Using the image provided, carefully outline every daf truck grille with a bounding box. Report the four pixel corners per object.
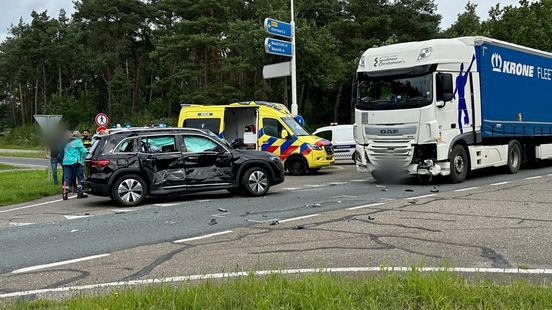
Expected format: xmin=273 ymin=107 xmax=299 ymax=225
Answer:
xmin=367 ymin=139 xmax=414 ymax=167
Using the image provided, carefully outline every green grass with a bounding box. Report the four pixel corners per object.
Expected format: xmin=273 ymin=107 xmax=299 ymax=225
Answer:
xmin=0 ymin=163 xmax=16 ymax=170
xmin=0 ymin=169 xmax=60 ymax=207
xmin=8 ymin=271 xmax=552 ymax=309
xmin=0 ymin=152 xmax=45 ymax=159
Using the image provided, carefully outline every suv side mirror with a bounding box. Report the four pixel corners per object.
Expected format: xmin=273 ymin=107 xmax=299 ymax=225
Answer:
xmin=281 ymin=129 xmax=290 ymax=139
xmin=436 ymin=73 xmax=453 ymax=108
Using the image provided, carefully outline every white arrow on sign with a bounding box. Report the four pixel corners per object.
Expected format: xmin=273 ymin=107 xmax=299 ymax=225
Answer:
xmin=263 ymin=61 xmax=291 ymax=79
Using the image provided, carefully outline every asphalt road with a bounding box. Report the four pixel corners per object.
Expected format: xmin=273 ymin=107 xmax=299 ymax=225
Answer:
xmin=2 ymin=162 xmax=552 ymax=298
xmin=0 ymin=156 xmax=48 ymax=168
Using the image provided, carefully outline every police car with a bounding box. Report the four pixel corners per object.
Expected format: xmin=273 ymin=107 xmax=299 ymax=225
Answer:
xmin=313 ymin=124 xmax=357 ymax=163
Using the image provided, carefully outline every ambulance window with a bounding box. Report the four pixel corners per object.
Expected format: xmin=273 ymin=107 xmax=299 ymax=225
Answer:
xmin=263 ymin=118 xmax=284 ymax=138
xmin=183 ymin=118 xmax=221 ymax=134
xmin=316 ymin=130 xmax=332 ymax=141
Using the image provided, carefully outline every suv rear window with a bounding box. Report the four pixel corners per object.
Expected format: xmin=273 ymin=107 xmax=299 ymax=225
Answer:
xmin=117 ymin=138 xmax=137 ymax=153
xmin=184 ymin=118 xmax=221 ymax=134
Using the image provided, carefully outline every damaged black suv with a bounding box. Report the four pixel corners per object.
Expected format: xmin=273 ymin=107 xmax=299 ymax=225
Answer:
xmin=84 ymin=128 xmax=285 ymax=206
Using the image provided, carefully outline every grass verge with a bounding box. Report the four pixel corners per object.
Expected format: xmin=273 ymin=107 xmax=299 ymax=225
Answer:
xmin=9 ymin=271 xmax=552 ymax=309
xmin=0 ymin=163 xmax=16 ymax=170
xmin=0 ymin=169 xmax=59 ymax=207
xmin=0 ymin=152 xmax=45 ymax=159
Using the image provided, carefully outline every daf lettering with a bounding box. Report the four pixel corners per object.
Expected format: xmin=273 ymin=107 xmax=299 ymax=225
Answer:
xmin=380 ymin=129 xmax=398 ymax=135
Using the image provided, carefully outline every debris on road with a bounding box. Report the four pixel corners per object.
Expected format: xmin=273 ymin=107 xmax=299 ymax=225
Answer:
xmin=208 ymin=219 xmax=218 ymax=226
xmin=405 ymin=189 xmax=414 ymax=192
xmin=306 ymin=203 xmax=321 ymax=208
xmin=293 ymin=225 xmax=305 ymax=230
xmin=218 ymin=208 xmax=228 ymax=213
xmin=376 ymin=185 xmax=386 ymax=188
xmin=430 ymin=187 xmax=440 ymax=193
xmin=368 ymin=216 xmax=375 ymax=220
xmin=381 ymin=188 xmax=389 ymax=192
xmin=270 ymin=220 xmax=279 ymax=226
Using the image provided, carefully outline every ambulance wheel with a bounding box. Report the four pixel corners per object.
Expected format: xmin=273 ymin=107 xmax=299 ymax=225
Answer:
xmin=506 ymin=140 xmax=522 ymax=174
xmin=449 ymin=144 xmax=468 ymax=183
xmin=286 ymin=157 xmax=307 ymax=175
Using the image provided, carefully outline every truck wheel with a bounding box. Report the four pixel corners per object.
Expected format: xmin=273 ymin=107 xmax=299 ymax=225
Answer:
xmin=242 ymin=167 xmax=270 ymax=196
xmin=286 ymin=157 xmax=307 ymax=175
xmin=449 ymin=145 xmax=468 ymax=183
xmin=506 ymin=141 xmax=522 ymax=174
xmin=352 ymin=151 xmax=360 ymax=164
xmin=111 ymin=174 xmax=147 ymax=207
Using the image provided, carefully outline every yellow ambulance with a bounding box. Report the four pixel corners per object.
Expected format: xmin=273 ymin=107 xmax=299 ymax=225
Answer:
xmin=178 ymin=101 xmax=335 ymax=175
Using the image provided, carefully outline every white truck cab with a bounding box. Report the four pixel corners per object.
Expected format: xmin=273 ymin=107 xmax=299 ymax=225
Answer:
xmin=354 ymin=37 xmax=552 ymax=182
xmin=314 ymin=124 xmax=356 ymax=162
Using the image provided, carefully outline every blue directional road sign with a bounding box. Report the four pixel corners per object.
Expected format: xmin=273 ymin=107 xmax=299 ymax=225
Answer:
xmin=264 ymin=18 xmax=293 ymax=39
xmin=264 ymin=38 xmax=293 ymax=57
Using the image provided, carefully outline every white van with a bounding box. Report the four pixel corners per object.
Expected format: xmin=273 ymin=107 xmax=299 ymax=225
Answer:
xmin=313 ymin=124 xmax=357 ymax=162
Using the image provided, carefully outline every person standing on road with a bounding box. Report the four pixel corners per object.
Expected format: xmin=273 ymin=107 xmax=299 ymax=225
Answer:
xmin=44 ymin=133 xmax=64 ymax=185
xmin=82 ymin=129 xmax=93 ymax=149
xmin=62 ymin=130 xmax=88 ymax=200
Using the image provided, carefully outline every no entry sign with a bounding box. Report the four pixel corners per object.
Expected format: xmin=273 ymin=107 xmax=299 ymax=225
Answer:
xmin=95 ymin=113 xmax=109 ymax=127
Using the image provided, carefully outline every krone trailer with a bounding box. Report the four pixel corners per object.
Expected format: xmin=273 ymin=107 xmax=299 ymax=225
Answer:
xmin=354 ymin=36 xmax=552 ymax=182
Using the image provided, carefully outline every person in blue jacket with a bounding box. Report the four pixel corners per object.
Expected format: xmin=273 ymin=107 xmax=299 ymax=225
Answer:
xmin=62 ymin=130 xmax=88 ymax=200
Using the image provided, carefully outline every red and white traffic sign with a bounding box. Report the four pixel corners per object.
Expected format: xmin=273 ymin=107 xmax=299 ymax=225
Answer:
xmin=96 ymin=126 xmax=107 ymax=134
xmin=95 ymin=113 xmax=109 ymax=127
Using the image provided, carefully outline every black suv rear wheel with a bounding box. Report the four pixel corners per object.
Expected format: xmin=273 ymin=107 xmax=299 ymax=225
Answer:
xmin=242 ymin=167 xmax=270 ymax=196
xmin=111 ymin=174 xmax=148 ymax=207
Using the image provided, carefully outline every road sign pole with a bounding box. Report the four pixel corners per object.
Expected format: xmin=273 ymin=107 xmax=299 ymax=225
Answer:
xmin=290 ymin=0 xmax=298 ymax=116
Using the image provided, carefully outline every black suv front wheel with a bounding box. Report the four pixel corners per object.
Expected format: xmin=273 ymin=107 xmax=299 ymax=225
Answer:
xmin=111 ymin=174 xmax=148 ymax=207
xmin=242 ymin=167 xmax=270 ymax=196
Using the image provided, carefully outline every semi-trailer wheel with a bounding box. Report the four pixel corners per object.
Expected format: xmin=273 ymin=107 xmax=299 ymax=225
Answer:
xmin=506 ymin=140 xmax=522 ymax=174
xmin=449 ymin=144 xmax=468 ymax=183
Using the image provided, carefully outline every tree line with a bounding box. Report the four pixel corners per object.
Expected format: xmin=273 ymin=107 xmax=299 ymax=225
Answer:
xmin=0 ymin=0 xmax=550 ymax=131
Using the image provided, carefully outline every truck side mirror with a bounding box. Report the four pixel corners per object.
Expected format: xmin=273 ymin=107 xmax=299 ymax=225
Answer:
xmin=436 ymin=73 xmax=453 ymax=108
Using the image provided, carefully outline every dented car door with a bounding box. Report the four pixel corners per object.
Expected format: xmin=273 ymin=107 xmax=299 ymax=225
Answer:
xmin=181 ymin=135 xmax=233 ymax=186
xmin=139 ymin=135 xmax=187 ymax=190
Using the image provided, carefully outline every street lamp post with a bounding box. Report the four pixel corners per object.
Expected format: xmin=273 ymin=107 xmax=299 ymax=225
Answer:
xmin=290 ymin=0 xmax=298 ymax=116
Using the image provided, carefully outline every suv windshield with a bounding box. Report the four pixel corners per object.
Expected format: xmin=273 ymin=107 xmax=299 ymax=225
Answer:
xmin=356 ymin=73 xmax=433 ymax=110
xmin=282 ymin=117 xmax=309 ymax=136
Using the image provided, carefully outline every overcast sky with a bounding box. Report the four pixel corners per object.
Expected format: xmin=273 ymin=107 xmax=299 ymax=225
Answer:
xmin=0 ymin=0 xmax=522 ymax=43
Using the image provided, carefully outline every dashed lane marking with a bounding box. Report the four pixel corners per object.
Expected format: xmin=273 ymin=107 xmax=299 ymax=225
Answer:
xmin=64 ymin=215 xmax=91 ymax=220
xmin=347 ymin=202 xmax=385 ymax=211
xmin=490 ymin=181 xmax=511 ymax=186
xmin=454 ymin=187 xmax=479 ymax=192
xmin=406 ymin=194 xmax=436 ymax=200
xmin=11 ymin=254 xmax=110 ymax=274
xmin=5 ymin=267 xmax=552 ymax=298
xmin=173 ymin=230 xmax=233 ymax=244
xmin=525 ymin=176 xmax=543 ymax=180
xmin=0 ymin=195 xmax=77 ymax=214
xmin=279 ymin=214 xmax=320 ymax=223
xmin=9 ymin=222 xmax=34 ymax=227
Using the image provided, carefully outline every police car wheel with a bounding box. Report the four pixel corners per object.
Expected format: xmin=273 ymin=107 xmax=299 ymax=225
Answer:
xmin=308 ymin=168 xmax=321 ymax=174
xmin=111 ymin=174 xmax=147 ymax=207
xmin=287 ymin=157 xmax=307 ymax=175
xmin=242 ymin=167 xmax=270 ymax=196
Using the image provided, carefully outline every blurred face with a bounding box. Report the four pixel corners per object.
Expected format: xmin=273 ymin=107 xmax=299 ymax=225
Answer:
xmin=64 ymin=130 xmax=72 ymax=139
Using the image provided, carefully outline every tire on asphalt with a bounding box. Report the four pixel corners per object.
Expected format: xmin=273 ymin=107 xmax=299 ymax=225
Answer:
xmin=449 ymin=144 xmax=469 ymax=184
xmin=241 ymin=166 xmax=270 ymax=196
xmin=286 ymin=156 xmax=307 ymax=176
xmin=506 ymin=140 xmax=522 ymax=174
xmin=308 ymin=168 xmax=321 ymax=174
xmin=226 ymin=188 xmax=242 ymax=195
xmin=111 ymin=174 xmax=148 ymax=207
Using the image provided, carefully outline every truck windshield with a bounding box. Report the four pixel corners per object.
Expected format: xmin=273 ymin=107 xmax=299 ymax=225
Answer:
xmin=356 ymin=73 xmax=433 ymax=110
xmin=282 ymin=117 xmax=309 ymax=136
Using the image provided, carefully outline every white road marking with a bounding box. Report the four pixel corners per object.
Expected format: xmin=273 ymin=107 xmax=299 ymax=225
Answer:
xmin=211 ymin=213 xmax=231 ymax=218
xmin=5 ymin=266 xmax=552 ymax=298
xmin=350 ymin=179 xmax=370 ymax=182
xmin=154 ymin=202 xmax=184 ymax=207
xmin=282 ymin=187 xmax=301 ymax=191
xmin=245 ymin=218 xmax=279 ymax=223
xmin=9 ymin=222 xmax=34 ymax=227
xmin=0 ymin=195 xmax=77 ymax=214
xmin=454 ymin=187 xmax=479 ymax=192
xmin=406 ymin=194 xmax=436 ymax=200
xmin=347 ymin=202 xmax=385 ymax=210
xmin=64 ymin=215 xmax=90 ymax=220
xmin=198 ymin=199 xmax=211 ymax=203
xmin=305 ymin=184 xmax=325 ymax=188
xmin=329 ymin=182 xmax=348 ymax=185
xmin=525 ymin=176 xmax=543 ymax=180
xmin=173 ymin=230 xmax=233 ymax=244
xmin=490 ymin=181 xmax=511 ymax=186
xmin=11 ymin=254 xmax=110 ymax=274
xmin=279 ymin=214 xmax=320 ymax=223
xmin=332 ymin=195 xmax=357 ymax=199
